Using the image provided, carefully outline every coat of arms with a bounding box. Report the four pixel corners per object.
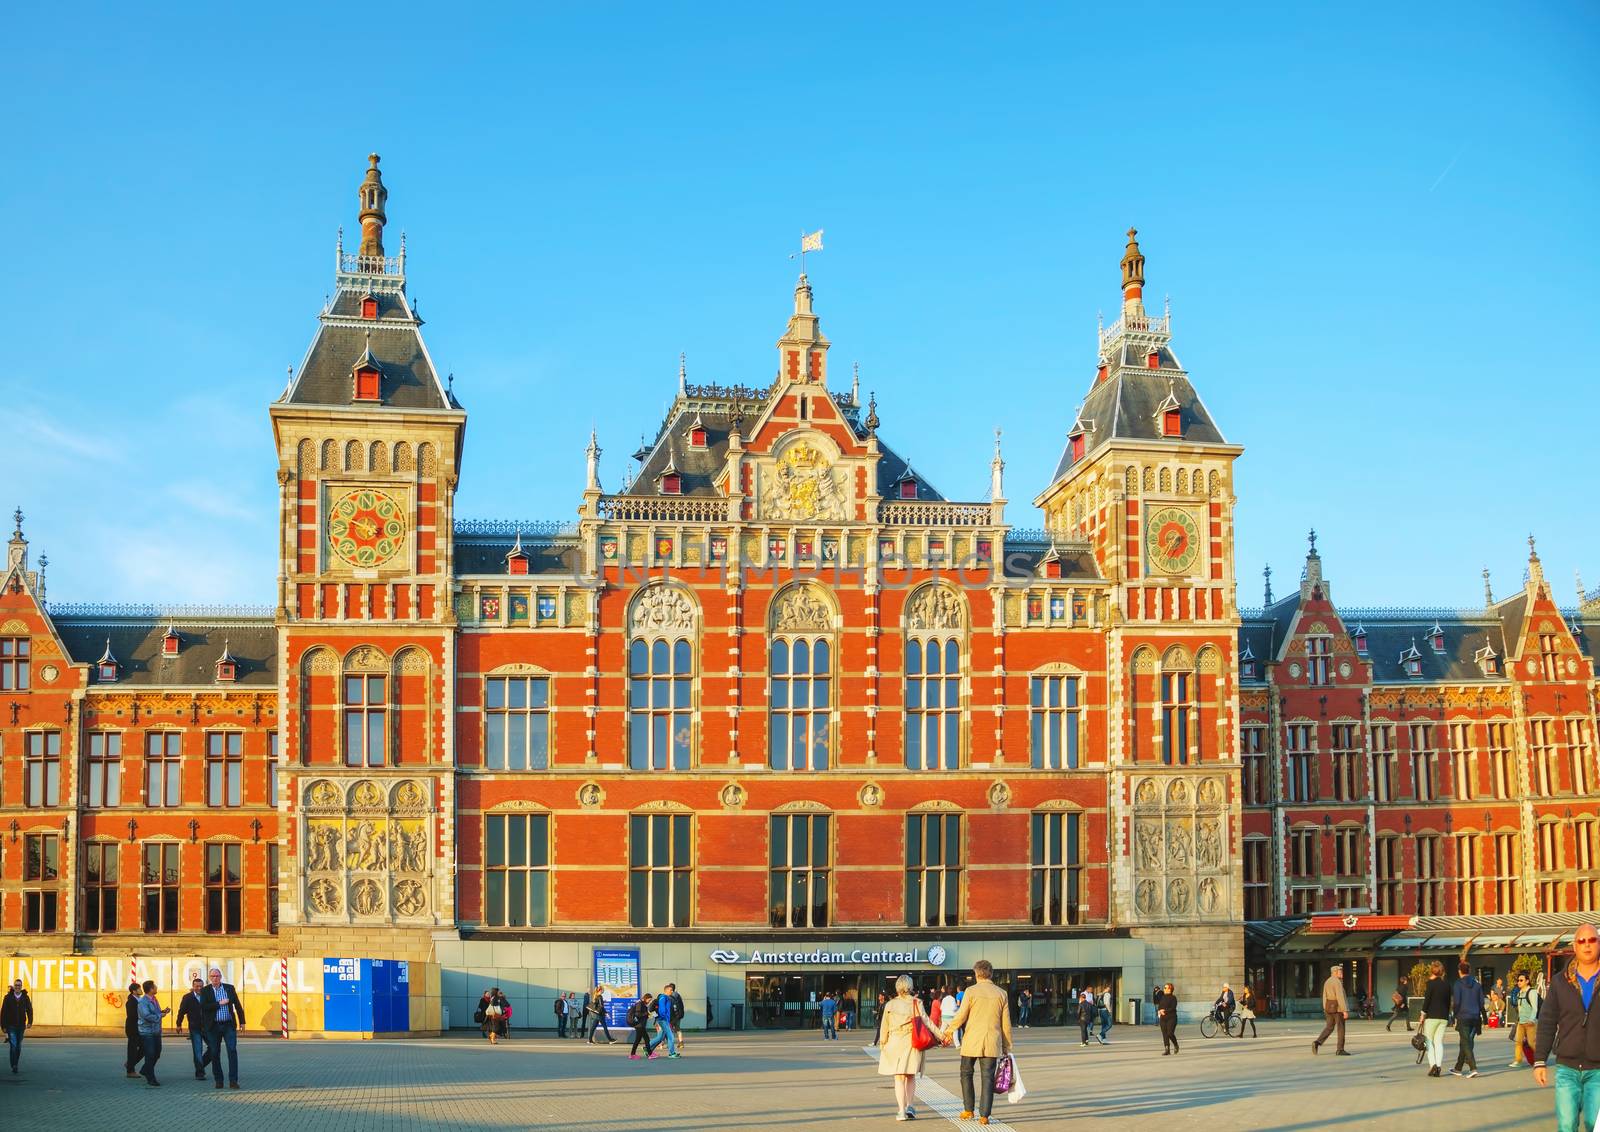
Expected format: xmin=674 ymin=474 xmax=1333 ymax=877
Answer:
xmin=763 ymin=444 xmax=845 ymax=521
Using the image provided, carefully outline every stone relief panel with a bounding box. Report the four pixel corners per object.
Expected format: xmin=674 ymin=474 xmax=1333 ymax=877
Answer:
xmin=300 ymin=777 xmax=436 ymax=924
xmin=1129 ymin=774 xmax=1230 ymax=924
xmin=629 ymin=585 xmax=696 ymax=635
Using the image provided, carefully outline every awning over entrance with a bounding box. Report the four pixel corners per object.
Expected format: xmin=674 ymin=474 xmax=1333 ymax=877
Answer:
xmin=1250 ymin=913 xmax=1596 ymax=961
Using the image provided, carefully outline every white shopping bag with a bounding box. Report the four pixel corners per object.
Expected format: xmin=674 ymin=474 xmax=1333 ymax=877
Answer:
xmin=1007 ymin=1052 xmax=1027 ymax=1104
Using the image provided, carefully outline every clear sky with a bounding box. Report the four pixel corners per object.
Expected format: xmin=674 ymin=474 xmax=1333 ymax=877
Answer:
xmin=4 ymin=3 xmax=1596 ymax=608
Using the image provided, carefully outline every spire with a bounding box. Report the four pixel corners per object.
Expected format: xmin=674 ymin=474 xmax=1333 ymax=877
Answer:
xmin=1302 ymin=528 xmax=1324 ymax=594
xmin=1527 ymin=533 xmax=1544 ymax=585
xmin=6 ymin=506 xmax=25 ymax=574
xmin=989 ymin=428 xmax=1005 ymax=502
xmin=1483 ymin=567 xmax=1494 ymax=609
xmin=1578 ymin=570 xmax=1588 ymax=608
xmin=1263 ymin=564 xmax=1273 ymax=606
xmin=585 ymin=429 xmax=602 ymax=492
xmin=864 ymin=391 xmax=879 ymax=434
xmin=1120 ymin=227 xmax=1146 ymax=319
xmin=678 ymin=352 xmax=687 ymax=396
xmin=851 ymin=361 xmax=860 ymax=407
xmin=357 ymin=153 xmax=388 ymax=259
xmin=777 ymin=273 xmax=830 ymax=385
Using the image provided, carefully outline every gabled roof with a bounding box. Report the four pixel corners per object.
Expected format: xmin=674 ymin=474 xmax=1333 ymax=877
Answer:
xmin=54 ymin=616 xmax=277 ymax=687
xmin=281 ymin=283 xmax=455 ymax=411
xmin=1049 ymin=362 xmax=1229 ymax=484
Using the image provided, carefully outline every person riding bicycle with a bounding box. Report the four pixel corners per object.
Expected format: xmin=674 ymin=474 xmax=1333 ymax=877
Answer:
xmin=1213 ymin=983 xmax=1236 ymax=1022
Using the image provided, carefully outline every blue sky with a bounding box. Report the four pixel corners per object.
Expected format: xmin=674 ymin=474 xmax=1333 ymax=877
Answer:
xmin=4 ymin=3 xmax=1596 ymax=607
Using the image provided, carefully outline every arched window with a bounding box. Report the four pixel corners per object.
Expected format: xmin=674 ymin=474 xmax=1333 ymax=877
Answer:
xmin=342 ymin=647 xmax=389 ymax=767
xmin=904 ymin=585 xmax=966 ymax=771
xmin=1160 ymin=647 xmax=1194 ymax=765
xmin=769 ymin=584 xmax=835 ymax=771
xmin=627 ymin=584 xmax=697 ymax=771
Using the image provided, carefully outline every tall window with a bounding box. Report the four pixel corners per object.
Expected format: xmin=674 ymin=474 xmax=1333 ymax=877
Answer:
xmin=629 ymin=813 xmax=691 ymax=927
xmin=344 ymin=674 xmax=387 ymax=767
xmin=1242 ymin=726 xmax=1268 ymax=805
xmin=905 ymin=812 xmax=962 ymax=927
xmin=23 ymin=731 xmax=61 ymax=807
xmin=267 ymin=733 xmax=280 ymax=806
xmin=1572 ymin=720 xmax=1595 ymax=796
xmin=267 ymin=844 xmax=280 ymax=934
xmin=24 ymin=833 xmax=59 ymax=933
xmin=1333 ymin=827 xmax=1362 ymax=876
xmin=1416 ymin=835 xmax=1442 ymax=915
xmin=1306 ymin=636 xmax=1332 ymax=685
xmin=1331 ymin=723 xmax=1361 ymax=801
xmin=1161 ymin=672 xmax=1190 ymax=764
xmin=1376 ymin=836 xmax=1401 ymax=914
xmin=1450 ymin=722 xmax=1476 ymax=800
xmin=770 ymin=813 xmax=831 ymax=927
xmin=484 ymin=813 xmax=551 ymax=927
xmin=1286 ymin=724 xmax=1315 ymax=802
xmin=206 ymin=732 xmax=243 ymax=807
xmin=204 ymin=843 xmax=243 ymax=934
xmin=1029 ymin=675 xmax=1080 ymax=770
xmin=1454 ymin=834 xmax=1482 ymax=916
xmin=82 ymin=842 xmax=119 ymax=932
xmin=1530 ymin=719 xmax=1560 ymax=796
xmin=1289 ymin=828 xmax=1316 ymax=879
xmin=1289 ymin=886 xmax=1319 ymax=915
xmin=142 ymin=843 xmax=180 ymax=933
xmin=485 ymin=676 xmax=552 ymax=770
xmin=770 ymin=640 xmax=831 ymax=771
xmin=1487 ymin=722 xmax=1514 ymax=798
xmin=0 ymin=637 xmax=28 ymax=690
xmin=906 ymin=638 xmax=962 ymax=770
xmin=145 ymin=733 xmax=182 ymax=807
xmin=1536 ymin=823 xmax=1562 ymax=912
xmin=1576 ymin=821 xmax=1598 ymax=912
xmin=86 ymin=732 xmax=121 ymax=808
xmin=1493 ymin=831 xmax=1520 ymax=914
xmin=1539 ymin=634 xmax=1560 ymax=681
xmin=629 ymin=639 xmax=693 ymax=771
xmin=1243 ymin=839 xmax=1271 ymax=919
xmin=1409 ymin=723 xmax=1437 ymax=802
xmin=1030 ymin=811 xmax=1083 ymax=925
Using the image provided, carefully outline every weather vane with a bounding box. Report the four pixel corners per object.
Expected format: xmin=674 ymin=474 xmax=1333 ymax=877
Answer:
xmin=789 ymin=229 xmax=824 ymax=273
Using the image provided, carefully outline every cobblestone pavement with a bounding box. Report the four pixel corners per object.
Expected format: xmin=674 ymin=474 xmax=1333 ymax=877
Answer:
xmin=0 ymin=1020 xmax=1556 ymax=1130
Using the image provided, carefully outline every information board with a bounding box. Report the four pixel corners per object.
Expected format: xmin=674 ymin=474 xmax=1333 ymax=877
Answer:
xmin=593 ymin=948 xmax=641 ymax=1029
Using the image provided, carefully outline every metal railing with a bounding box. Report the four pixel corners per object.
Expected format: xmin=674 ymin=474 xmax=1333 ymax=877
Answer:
xmin=339 ymin=252 xmax=404 ymax=276
xmin=455 ymin=518 xmax=579 ymax=538
xmin=48 ymin=602 xmax=275 ymax=620
xmin=877 ymin=500 xmax=993 ymax=527
xmin=598 ymin=495 xmax=733 ymax=523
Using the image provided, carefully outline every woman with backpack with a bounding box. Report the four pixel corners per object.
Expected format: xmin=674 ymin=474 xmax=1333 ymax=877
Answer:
xmin=627 ymin=993 xmax=656 ymax=1059
xmin=1077 ymin=990 xmax=1096 ymax=1046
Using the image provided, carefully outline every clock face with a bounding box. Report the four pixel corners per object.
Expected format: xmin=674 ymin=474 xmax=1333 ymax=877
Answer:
xmin=1146 ymin=506 xmax=1201 ymax=575
xmin=328 ymin=488 xmax=406 ymax=569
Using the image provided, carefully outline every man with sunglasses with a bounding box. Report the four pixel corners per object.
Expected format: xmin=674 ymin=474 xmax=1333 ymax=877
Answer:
xmin=1534 ymin=924 xmax=1600 ymax=1132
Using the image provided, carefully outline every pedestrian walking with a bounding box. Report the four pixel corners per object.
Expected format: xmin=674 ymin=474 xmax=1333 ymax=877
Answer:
xmin=199 ymin=967 xmax=245 ymax=1089
xmin=821 ymin=991 xmax=838 ymax=1040
xmin=122 ymin=983 xmax=145 ymax=1078
xmin=1533 ymin=922 xmax=1600 ymax=1132
xmin=1386 ymin=983 xmax=1411 ymax=1032
xmin=878 ymin=974 xmax=946 ymax=1123
xmin=843 ymin=989 xmax=857 ymax=1032
xmin=1510 ymin=972 xmax=1540 ymax=1067
xmin=669 ymin=985 xmax=686 ymax=1051
xmin=1449 ymin=961 xmax=1485 ymax=1077
xmin=1311 ymin=963 xmax=1350 ymax=1056
xmin=627 ymin=994 xmax=656 ymax=1059
xmin=175 ymin=976 xmax=209 ymax=1078
xmin=2 ymin=979 xmax=34 ymax=1073
xmin=651 ymin=984 xmax=680 ymax=1058
xmin=1098 ymin=984 xmax=1114 ymax=1043
xmin=1157 ymin=983 xmax=1180 ymax=1055
xmin=1417 ymin=961 xmax=1451 ymax=1076
xmin=478 ymin=987 xmax=510 ymax=1044
xmin=872 ymin=991 xmax=889 ymax=1046
xmin=136 ymin=980 xmax=170 ymax=1087
xmin=943 ymin=960 xmax=1013 ymax=1126
xmin=1236 ymin=984 xmax=1258 ymax=1038
xmin=1017 ymin=987 xmax=1032 ymax=1028
xmin=586 ymin=986 xmax=617 ymax=1044
xmin=940 ymin=987 xmax=959 ymax=1044
xmin=1077 ymin=989 xmax=1095 ymax=1046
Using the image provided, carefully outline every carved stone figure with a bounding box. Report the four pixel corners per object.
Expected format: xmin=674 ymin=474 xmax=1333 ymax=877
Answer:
xmin=1197 ymin=778 xmax=1223 ymax=806
xmin=1196 ymin=819 xmax=1223 ymax=871
xmin=351 ymin=878 xmax=382 ymax=916
xmin=401 ymin=825 xmax=427 ymax=873
xmin=719 ymin=782 xmax=746 ymax=808
xmin=307 ymin=823 xmax=339 ymax=871
xmin=1167 ymin=877 xmax=1192 ymax=915
xmin=578 ymin=783 xmax=603 ymax=808
xmin=1167 ymin=779 xmax=1190 ymax=807
xmin=630 ymin=586 xmax=696 ymax=634
xmin=774 ymin=586 xmax=831 ymax=632
xmin=858 ymin=783 xmax=883 ymax=808
xmin=1135 ymin=879 xmax=1159 ymax=916
xmin=352 ymin=780 xmax=383 ymax=810
xmin=906 ymin=586 xmax=963 ymax=631
xmin=393 ymin=879 xmax=426 ymax=917
xmin=393 ymin=781 xmax=426 ymax=811
xmin=1198 ymin=876 xmax=1220 ymax=914
xmin=1135 ymin=821 xmax=1163 ymax=872
xmin=346 ymin=821 xmax=382 ymax=870
xmin=307 ymin=780 xmax=340 ymax=810
xmin=1134 ymin=778 xmax=1159 ymax=808
xmin=308 ymin=877 xmax=341 ymax=914
xmin=987 ymin=781 xmax=1011 ymax=809
xmin=1168 ymin=822 xmax=1193 ymax=869
xmin=763 ymin=444 xmax=845 ymax=521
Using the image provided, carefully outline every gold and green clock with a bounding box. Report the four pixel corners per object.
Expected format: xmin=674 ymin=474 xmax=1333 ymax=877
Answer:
xmin=328 ymin=488 xmax=406 ymax=568
xmin=1146 ymin=506 xmax=1200 ymax=575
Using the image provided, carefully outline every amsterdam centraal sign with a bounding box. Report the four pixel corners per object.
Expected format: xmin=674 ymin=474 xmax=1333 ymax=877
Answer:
xmin=710 ymin=945 xmax=949 ymax=966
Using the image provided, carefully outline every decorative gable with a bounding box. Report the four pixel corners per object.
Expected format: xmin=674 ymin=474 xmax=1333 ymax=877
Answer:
xmin=215 ymin=640 xmax=238 ymax=683
xmin=96 ymin=638 xmax=119 ymax=683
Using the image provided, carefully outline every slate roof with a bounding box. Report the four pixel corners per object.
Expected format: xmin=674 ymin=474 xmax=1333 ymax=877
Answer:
xmin=1049 ymin=358 xmax=1229 ymax=484
xmin=54 ymin=617 xmax=278 ymax=687
xmin=282 ymin=283 xmax=456 ymax=411
xmin=1236 ymin=604 xmax=1515 ymax=685
xmin=1238 ymin=595 xmax=1300 ymax=682
xmin=998 ymin=541 xmax=1103 ymax=582
xmin=455 ymin=537 xmax=585 ymax=576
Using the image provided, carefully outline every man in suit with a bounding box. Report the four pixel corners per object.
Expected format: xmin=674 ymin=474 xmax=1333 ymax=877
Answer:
xmin=198 ymin=967 xmax=245 ymax=1089
xmin=175 ymin=975 xmax=210 ymax=1078
xmin=123 ymin=983 xmax=145 ymax=1077
xmin=942 ymin=961 xmax=1014 ymax=1126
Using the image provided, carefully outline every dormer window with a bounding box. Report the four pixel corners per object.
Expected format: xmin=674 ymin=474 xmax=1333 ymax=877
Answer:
xmin=354 ymin=365 xmax=381 ymax=402
xmin=1475 ymin=640 xmax=1501 ymax=677
xmin=899 ymin=479 xmax=917 ymax=500
xmin=1039 ymin=546 xmax=1063 ymax=580
xmin=1095 ymin=359 xmax=1109 ymax=383
xmin=1241 ymin=644 xmax=1257 ymax=680
xmin=359 ymin=294 xmax=378 ymax=320
xmin=506 ymin=532 xmax=530 ymax=576
xmin=689 ymin=425 xmax=707 ymax=448
xmin=162 ymin=626 xmax=181 ymax=657
xmin=660 ymin=473 xmax=682 ymax=495
xmin=1162 ymin=409 xmax=1181 ymax=437
xmin=96 ymin=639 xmax=119 ymax=683
xmin=1070 ymin=433 xmax=1086 ymax=461
xmin=1400 ymin=640 xmax=1423 ymax=678
xmin=1352 ymin=624 xmax=1367 ymax=655
xmin=1427 ymin=621 xmax=1445 ymax=652
xmin=1147 ymin=349 xmax=1161 ymax=369
xmin=215 ymin=642 xmax=238 ymax=684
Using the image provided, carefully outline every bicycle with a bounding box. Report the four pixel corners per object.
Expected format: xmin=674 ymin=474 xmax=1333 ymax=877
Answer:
xmin=1199 ymin=1009 xmax=1244 ymax=1038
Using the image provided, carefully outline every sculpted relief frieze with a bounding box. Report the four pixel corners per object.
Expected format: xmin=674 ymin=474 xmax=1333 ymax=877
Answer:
xmin=1129 ymin=774 xmax=1230 ymax=925
xmin=630 ymin=585 xmax=696 ymax=635
xmin=300 ymin=777 xmax=434 ymax=924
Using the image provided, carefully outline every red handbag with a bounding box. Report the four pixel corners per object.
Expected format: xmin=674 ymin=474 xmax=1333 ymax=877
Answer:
xmin=911 ymin=1010 xmax=938 ymax=1051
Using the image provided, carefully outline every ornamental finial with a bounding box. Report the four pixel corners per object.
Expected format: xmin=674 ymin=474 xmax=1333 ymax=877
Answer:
xmin=357 ymin=153 xmax=388 ymax=261
xmin=864 ymin=392 xmax=880 ymax=434
xmin=1307 ymin=528 xmax=1318 ymax=556
xmin=1264 ymin=564 xmax=1273 ymax=606
xmin=10 ymin=507 xmax=20 ymax=539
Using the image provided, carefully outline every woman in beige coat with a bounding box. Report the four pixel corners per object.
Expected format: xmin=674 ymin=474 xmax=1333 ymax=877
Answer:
xmin=878 ymin=975 xmax=947 ymax=1121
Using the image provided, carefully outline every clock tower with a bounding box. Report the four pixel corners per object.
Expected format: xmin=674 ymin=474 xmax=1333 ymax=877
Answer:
xmin=268 ymin=155 xmax=465 ymax=957
xmin=1034 ymin=229 xmax=1244 ymax=989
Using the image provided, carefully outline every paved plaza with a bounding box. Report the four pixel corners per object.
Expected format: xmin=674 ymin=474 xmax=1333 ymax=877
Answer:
xmin=0 ymin=1020 xmax=1560 ymax=1130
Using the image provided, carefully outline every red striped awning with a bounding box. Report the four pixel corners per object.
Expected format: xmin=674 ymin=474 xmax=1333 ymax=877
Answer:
xmin=1306 ymin=914 xmax=1416 ymax=934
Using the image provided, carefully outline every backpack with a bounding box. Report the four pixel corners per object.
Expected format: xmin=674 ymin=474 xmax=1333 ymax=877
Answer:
xmin=627 ymin=1000 xmax=647 ymax=1027
xmin=670 ymin=994 xmax=684 ymax=1024
xmin=1077 ymin=998 xmax=1093 ymax=1022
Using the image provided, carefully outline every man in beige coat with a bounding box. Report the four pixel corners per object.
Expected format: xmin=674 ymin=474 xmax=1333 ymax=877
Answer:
xmin=1312 ymin=963 xmax=1351 ymax=1055
xmin=942 ymin=960 xmax=1014 ymax=1125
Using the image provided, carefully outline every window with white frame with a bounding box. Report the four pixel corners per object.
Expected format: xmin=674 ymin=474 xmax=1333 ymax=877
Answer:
xmin=145 ymin=733 xmax=181 ymax=807
xmin=1415 ymin=834 xmax=1442 ymax=915
xmin=1493 ymin=830 xmax=1520 ymax=914
xmin=1243 ymin=838 xmax=1271 ymax=919
xmin=1306 ymin=636 xmax=1332 ymax=685
xmin=1241 ymin=726 xmax=1268 ymax=805
xmin=1449 ymin=722 xmax=1476 ymax=800
xmin=1029 ymin=674 xmax=1080 ymax=770
xmin=1454 ymin=833 xmax=1482 ymax=916
xmin=23 ymin=731 xmax=60 ymax=807
xmin=1331 ymin=723 xmax=1361 ymax=801
xmin=1487 ymin=722 xmax=1514 ymax=798
xmin=1286 ymin=724 xmax=1315 ymax=802
xmin=205 ymin=732 xmax=243 ymax=807
xmin=485 ymin=812 xmax=551 ymax=927
xmin=1530 ymin=719 xmax=1560 ymax=795
xmin=906 ymin=637 xmax=962 ymax=771
xmin=905 ymin=812 xmax=962 ymax=927
xmin=1289 ymin=827 xmax=1317 ymax=879
xmin=1409 ymin=722 xmax=1437 ymax=802
xmin=629 ymin=638 xmax=694 ymax=771
xmin=0 ymin=637 xmax=29 ymax=690
xmin=1030 ymin=810 xmax=1083 ymax=925
xmin=1536 ymin=822 xmax=1562 ymax=912
xmin=1577 ymin=820 xmax=1599 ymax=912
xmin=86 ymin=732 xmax=121 ymax=808
xmin=770 ymin=638 xmax=832 ymax=771
xmin=629 ymin=812 xmax=691 ymax=927
xmin=1376 ymin=836 xmax=1401 ymax=914
xmin=485 ymin=676 xmax=552 ymax=770
xmin=1333 ymin=826 xmax=1362 ymax=876
xmin=770 ymin=812 xmax=831 ymax=928
xmin=1539 ymin=634 xmax=1560 ymax=681
xmin=1161 ymin=671 xmax=1190 ymax=764
xmin=343 ymin=674 xmax=387 ymax=767
xmin=1572 ymin=719 xmax=1594 ymax=796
